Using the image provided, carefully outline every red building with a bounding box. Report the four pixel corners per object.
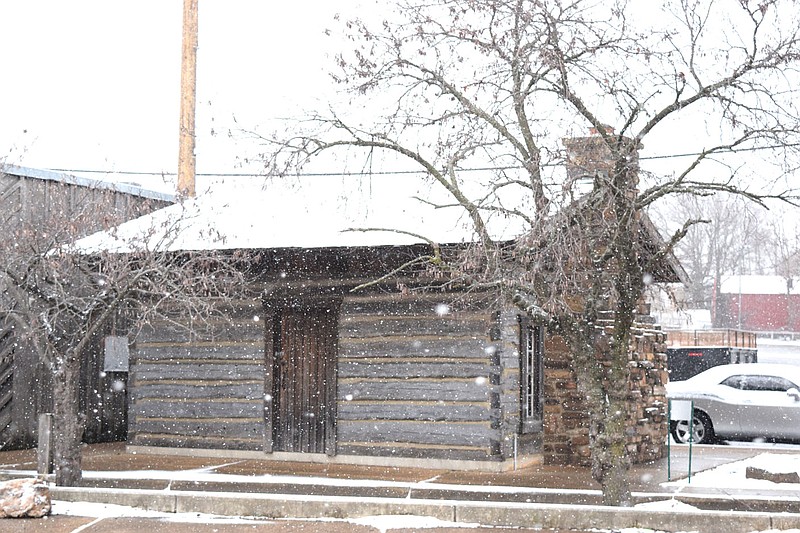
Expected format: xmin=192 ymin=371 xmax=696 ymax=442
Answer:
xmin=717 ymin=275 xmax=800 ymax=333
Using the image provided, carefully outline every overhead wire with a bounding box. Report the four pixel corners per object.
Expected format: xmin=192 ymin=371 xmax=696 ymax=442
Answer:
xmin=46 ymin=142 xmax=800 ymax=179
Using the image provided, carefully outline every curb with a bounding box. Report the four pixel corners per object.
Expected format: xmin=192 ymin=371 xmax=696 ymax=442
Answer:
xmin=50 ymin=486 xmax=800 ymax=533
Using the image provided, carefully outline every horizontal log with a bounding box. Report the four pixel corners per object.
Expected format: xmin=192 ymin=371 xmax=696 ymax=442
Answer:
xmin=203 ymin=300 xmax=263 ymax=319
xmin=139 ymin=299 xmax=263 ymax=319
xmin=337 ymin=402 xmax=492 ymax=422
xmin=132 ymin=433 xmax=264 ymax=451
xmin=133 ymin=382 xmax=264 ymax=401
xmin=132 ymin=363 xmax=264 ymax=382
xmin=338 ymin=380 xmax=490 ymax=402
xmin=337 ymin=444 xmax=497 ymax=462
xmin=136 ymin=321 xmax=264 ymax=344
xmin=342 ymin=294 xmax=494 ymax=316
xmin=132 ymin=399 xmax=262 ymax=418
xmin=339 ymin=338 xmax=492 ymax=359
xmin=135 ymin=344 xmax=264 ymax=361
xmin=339 ymin=316 xmax=489 ymax=338
xmin=338 ymin=362 xmax=494 ymax=379
xmin=133 ymin=418 xmax=265 ymax=439
xmin=338 ymin=420 xmax=497 ymax=447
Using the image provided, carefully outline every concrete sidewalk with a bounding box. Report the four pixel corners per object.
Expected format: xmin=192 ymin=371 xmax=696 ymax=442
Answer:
xmin=1 ymin=442 xmax=800 ymax=532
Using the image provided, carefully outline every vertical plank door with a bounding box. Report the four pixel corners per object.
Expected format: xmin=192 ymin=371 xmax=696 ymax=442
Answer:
xmin=272 ymin=307 xmax=337 ymax=454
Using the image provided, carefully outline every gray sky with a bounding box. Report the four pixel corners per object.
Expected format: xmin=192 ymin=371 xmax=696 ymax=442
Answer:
xmin=0 ymin=0 xmax=797 ymax=216
xmin=0 ymin=1 xmax=370 ymax=191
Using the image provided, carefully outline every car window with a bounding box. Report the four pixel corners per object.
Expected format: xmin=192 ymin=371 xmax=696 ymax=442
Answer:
xmin=720 ymin=375 xmax=745 ymax=389
xmin=763 ymin=376 xmax=798 ymax=392
xmin=720 ymin=374 xmax=798 ymax=391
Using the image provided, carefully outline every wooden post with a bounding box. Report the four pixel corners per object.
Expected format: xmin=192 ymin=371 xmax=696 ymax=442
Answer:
xmin=36 ymin=413 xmax=53 ymax=477
xmin=178 ymin=0 xmax=198 ymax=198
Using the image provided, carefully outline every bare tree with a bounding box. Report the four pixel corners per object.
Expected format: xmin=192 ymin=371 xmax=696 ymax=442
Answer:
xmin=1 ymin=190 xmax=247 ymax=486
xmin=263 ymin=0 xmax=800 ymax=505
xmin=653 ymin=193 xmax=766 ymax=312
xmin=765 ymin=214 xmax=800 ymax=287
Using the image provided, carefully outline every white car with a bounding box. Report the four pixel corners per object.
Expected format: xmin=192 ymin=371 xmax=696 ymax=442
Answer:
xmin=666 ymin=363 xmax=800 ymax=444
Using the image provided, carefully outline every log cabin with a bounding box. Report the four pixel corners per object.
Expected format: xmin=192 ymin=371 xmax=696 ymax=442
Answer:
xmin=74 ymin=142 xmax=682 ymax=470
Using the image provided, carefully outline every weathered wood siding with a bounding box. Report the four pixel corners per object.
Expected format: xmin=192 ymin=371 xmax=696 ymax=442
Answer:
xmin=80 ymin=332 xmax=129 ymax=444
xmin=336 ymin=292 xmax=504 ymax=461
xmin=0 ymin=168 xmax=172 ymax=449
xmin=0 ymin=322 xmax=14 ymax=444
xmin=1 ymin=169 xmax=169 ymax=235
xmin=129 ymin=300 xmax=266 ymax=450
xmin=270 ymin=306 xmax=338 ymax=454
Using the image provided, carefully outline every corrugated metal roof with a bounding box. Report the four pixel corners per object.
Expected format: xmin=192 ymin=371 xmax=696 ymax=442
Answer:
xmin=3 ymin=164 xmax=175 ymax=203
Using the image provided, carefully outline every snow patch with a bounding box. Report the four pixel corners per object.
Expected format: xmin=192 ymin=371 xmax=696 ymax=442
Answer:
xmin=52 ymin=500 xmax=274 ymax=524
xmin=634 ymin=498 xmax=699 ymax=512
xmin=664 ymin=452 xmax=800 ymax=489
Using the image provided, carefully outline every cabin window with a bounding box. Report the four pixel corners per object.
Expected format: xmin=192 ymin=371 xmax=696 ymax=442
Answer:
xmin=520 ymin=319 xmax=544 ymax=433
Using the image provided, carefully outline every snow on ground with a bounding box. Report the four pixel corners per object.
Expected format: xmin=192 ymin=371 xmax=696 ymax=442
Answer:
xmin=756 ymin=338 xmax=800 ymax=367
xmin=32 ymin=451 xmax=800 ymax=532
xmin=48 ymin=500 xmax=800 ymax=533
xmin=663 ymin=452 xmax=800 ymax=490
xmin=634 ymin=498 xmax=700 ymax=512
xmin=0 ymin=464 xmax=601 ymax=499
xmin=49 ymin=498 xmax=800 ymax=533
xmin=51 ymin=500 xmax=260 ymax=523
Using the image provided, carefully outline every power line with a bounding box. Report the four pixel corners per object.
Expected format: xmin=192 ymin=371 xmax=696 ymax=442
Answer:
xmin=47 ymin=142 xmax=800 ymax=179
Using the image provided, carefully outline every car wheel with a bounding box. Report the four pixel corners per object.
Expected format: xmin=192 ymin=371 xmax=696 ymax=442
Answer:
xmin=671 ymin=410 xmax=715 ymax=444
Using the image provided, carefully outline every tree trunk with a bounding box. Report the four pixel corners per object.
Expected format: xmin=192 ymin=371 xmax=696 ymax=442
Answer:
xmin=583 ymin=335 xmax=633 ymax=507
xmin=593 ymin=391 xmax=633 ymax=506
xmin=52 ymin=356 xmax=84 ymax=486
xmin=589 ymin=147 xmax=642 ymax=507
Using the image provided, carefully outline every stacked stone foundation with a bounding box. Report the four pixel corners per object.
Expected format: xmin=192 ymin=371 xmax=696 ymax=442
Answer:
xmin=542 ymin=324 xmax=668 ymax=466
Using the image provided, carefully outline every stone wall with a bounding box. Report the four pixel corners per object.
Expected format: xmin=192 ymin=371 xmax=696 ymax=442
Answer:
xmin=542 ymin=323 xmax=668 ymax=466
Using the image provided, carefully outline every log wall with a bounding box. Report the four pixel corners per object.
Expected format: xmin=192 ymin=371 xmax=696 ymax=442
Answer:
xmin=335 ymin=292 xmax=505 ymax=461
xmin=128 ymin=299 xmax=266 ymax=450
xmin=124 ymin=285 xmax=537 ymax=464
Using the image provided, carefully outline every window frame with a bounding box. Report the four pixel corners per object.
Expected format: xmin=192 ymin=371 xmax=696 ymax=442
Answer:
xmin=519 ymin=318 xmax=544 ymax=434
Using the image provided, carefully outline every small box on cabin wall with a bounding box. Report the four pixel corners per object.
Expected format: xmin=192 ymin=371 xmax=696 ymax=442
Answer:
xmin=104 ymin=336 xmax=130 ymax=372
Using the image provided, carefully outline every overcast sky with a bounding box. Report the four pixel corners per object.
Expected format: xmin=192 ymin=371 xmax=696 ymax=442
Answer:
xmin=1 ymin=0 xmax=797 ymax=219
xmin=0 ymin=1 xmax=373 ymax=191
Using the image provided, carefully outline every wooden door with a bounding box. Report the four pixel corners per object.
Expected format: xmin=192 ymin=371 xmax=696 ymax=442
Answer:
xmin=270 ymin=306 xmax=337 ymax=454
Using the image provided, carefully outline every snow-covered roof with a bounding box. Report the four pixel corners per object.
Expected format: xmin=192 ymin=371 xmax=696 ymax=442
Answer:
xmin=3 ymin=164 xmax=175 ymax=203
xmin=72 ymin=175 xmax=525 ymax=253
xmin=719 ymin=275 xmax=800 ymax=295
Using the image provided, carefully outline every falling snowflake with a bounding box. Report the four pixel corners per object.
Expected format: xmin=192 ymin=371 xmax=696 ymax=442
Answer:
xmin=434 ymin=303 xmax=450 ymax=316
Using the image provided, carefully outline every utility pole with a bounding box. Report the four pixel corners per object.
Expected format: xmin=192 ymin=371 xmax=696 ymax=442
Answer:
xmin=178 ymin=0 xmax=198 ymax=198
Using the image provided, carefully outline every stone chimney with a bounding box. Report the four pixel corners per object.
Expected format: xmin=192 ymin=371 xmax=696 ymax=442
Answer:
xmin=562 ymin=126 xmax=641 ymax=197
